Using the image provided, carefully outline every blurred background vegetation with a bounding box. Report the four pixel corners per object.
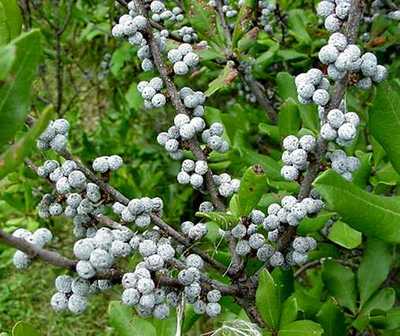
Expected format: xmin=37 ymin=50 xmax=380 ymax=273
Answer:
xmin=0 ymin=0 xmax=399 ymax=335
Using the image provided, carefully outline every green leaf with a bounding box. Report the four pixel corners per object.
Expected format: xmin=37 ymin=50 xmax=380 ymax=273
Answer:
xmin=272 ymin=268 xmax=294 ymax=303
xmin=357 ymin=239 xmax=392 ymax=307
xmin=237 ymin=165 xmax=269 ymax=216
xmin=151 ymin=315 xmax=177 ymax=336
xmin=259 ymin=123 xmax=281 ymax=144
xmin=314 ymin=170 xmax=400 ymax=243
xmin=297 ymin=212 xmax=333 ymax=235
xmin=195 ymin=211 xmax=238 ymax=228
xmin=0 ymin=0 xmax=22 ymax=40
xmin=327 ymin=221 xmax=362 ymax=249
xmin=276 ymin=72 xmax=297 ymax=100
xmin=278 ymin=320 xmax=323 ymax=336
xmin=280 ymin=296 xmax=298 ymax=327
xmin=0 ymin=105 xmax=53 ymax=179
xmin=0 ymin=2 xmax=9 ymax=47
xmin=374 ymin=308 xmax=400 ymax=330
xmin=256 ymin=269 xmax=281 ymax=330
xmin=205 ymin=62 xmax=238 ymax=97
xmin=369 ymin=81 xmax=400 ymax=174
xmin=287 ymin=10 xmax=311 ymax=45
xmin=361 ymin=288 xmax=395 ymax=315
xmin=316 ymin=298 xmax=346 ymax=336
xmin=12 ymin=322 xmax=40 ymax=336
xmin=278 ymin=98 xmax=300 ymax=138
xmin=322 ymin=260 xmax=357 ymax=313
xmin=354 ymin=288 xmax=396 ymax=331
xmin=231 ymin=0 xmax=256 ymax=46
xmin=0 ymin=44 xmax=15 ymax=80
xmin=0 ymin=30 xmax=42 ymax=148
xmin=108 ymin=301 xmax=156 ymax=336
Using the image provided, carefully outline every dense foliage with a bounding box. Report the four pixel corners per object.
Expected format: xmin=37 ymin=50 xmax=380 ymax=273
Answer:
xmin=0 ymin=0 xmax=400 ymax=335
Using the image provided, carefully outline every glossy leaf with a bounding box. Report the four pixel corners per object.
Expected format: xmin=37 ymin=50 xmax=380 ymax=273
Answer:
xmin=322 ymin=260 xmax=357 ymax=314
xmin=280 ymin=296 xmax=298 ymax=327
xmin=327 ymin=221 xmax=362 ymax=249
xmin=316 ymin=298 xmax=346 ymax=336
xmin=278 ymin=98 xmax=300 ymax=138
xmin=0 ymin=44 xmax=15 ymax=80
xmin=195 ymin=211 xmax=238 ymax=228
xmin=205 ymin=62 xmax=238 ymax=97
xmin=0 ymin=2 xmax=8 ymax=46
xmin=314 ymin=170 xmax=400 ymax=243
xmin=256 ymin=269 xmax=281 ymax=330
xmin=369 ymin=81 xmax=400 ymax=174
xmin=237 ymin=165 xmax=269 ymax=216
xmin=358 ymin=239 xmax=392 ymax=308
xmin=276 ymin=72 xmax=297 ymax=100
xmin=108 ymin=301 xmax=156 ymax=336
xmin=354 ymin=288 xmax=396 ymax=331
xmin=12 ymin=322 xmax=40 ymax=336
xmin=287 ymin=10 xmax=311 ymax=45
xmin=298 ymin=212 xmax=333 ymax=235
xmin=0 ymin=105 xmax=53 ymax=179
xmin=0 ymin=0 xmax=22 ymax=40
xmin=272 ymin=268 xmax=294 ymax=303
xmin=278 ymin=320 xmax=323 ymax=336
xmin=0 ymin=30 xmax=42 ymax=148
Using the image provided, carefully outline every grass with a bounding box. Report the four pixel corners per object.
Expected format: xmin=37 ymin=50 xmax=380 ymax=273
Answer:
xmin=0 ymin=250 xmax=119 ymax=335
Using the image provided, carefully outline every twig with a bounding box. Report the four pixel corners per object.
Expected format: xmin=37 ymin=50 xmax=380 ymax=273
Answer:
xmin=278 ymin=0 xmax=365 ymax=251
xmin=25 ymin=117 xmax=227 ymax=275
xmin=135 ymin=0 xmax=226 ymax=212
xmin=241 ymin=75 xmax=277 ymax=123
xmin=150 ymin=214 xmax=227 ymax=272
xmin=214 ymin=0 xmax=232 ymax=47
xmin=0 ymin=229 xmax=76 ymax=270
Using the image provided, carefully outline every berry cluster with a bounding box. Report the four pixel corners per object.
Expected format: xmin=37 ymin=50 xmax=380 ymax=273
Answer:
xmin=36 ymin=119 xmax=70 ymax=152
xmin=12 ymin=228 xmax=53 ymax=269
xmin=320 ymin=108 xmax=359 ymax=146
xmin=264 ymin=196 xmax=323 ymax=231
xmin=198 ymin=201 xmax=215 ymax=213
xmin=176 ymin=26 xmax=198 ymax=43
xmin=316 ymin=0 xmax=351 ymax=32
xmin=92 ymin=155 xmax=123 ymax=173
xmin=167 ymin=43 xmax=199 ymax=76
xmin=149 ymin=1 xmax=183 ymax=23
xmin=262 ymin=196 xmax=321 ymax=266
xmin=258 ymin=0 xmax=276 ymax=33
xmin=287 ymin=236 xmax=318 ymax=265
xmin=137 ymin=77 xmax=167 ymax=109
xmin=388 ymin=10 xmax=400 ymax=20
xmin=280 ymin=135 xmax=316 ymax=181
xmin=326 ymin=149 xmax=360 ymax=181
xmin=295 ymin=68 xmax=331 ymax=105
xmin=74 ymin=227 xmax=132 ymax=279
xmin=156 ymin=113 xmax=205 ymax=160
xmin=178 ymin=256 xmax=222 ymax=317
xmin=181 ymin=221 xmax=208 ymax=241
xmin=112 ymin=5 xmax=156 ymax=72
xmin=318 ymin=32 xmax=387 ymax=87
xmin=51 ymin=275 xmax=111 ymax=314
xmin=179 ymin=87 xmax=206 ymax=117
xmin=201 ymin=122 xmax=230 ymax=153
xmin=121 ymin=266 xmax=176 ymax=319
xmin=208 ymin=0 xmax=238 ymax=19
xmin=113 ymin=197 xmax=163 ymax=227
xmin=231 ymin=210 xmax=266 ymax=257
xmin=177 ymin=159 xmax=208 ymax=189
xmin=213 ymin=173 xmax=240 ymax=198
